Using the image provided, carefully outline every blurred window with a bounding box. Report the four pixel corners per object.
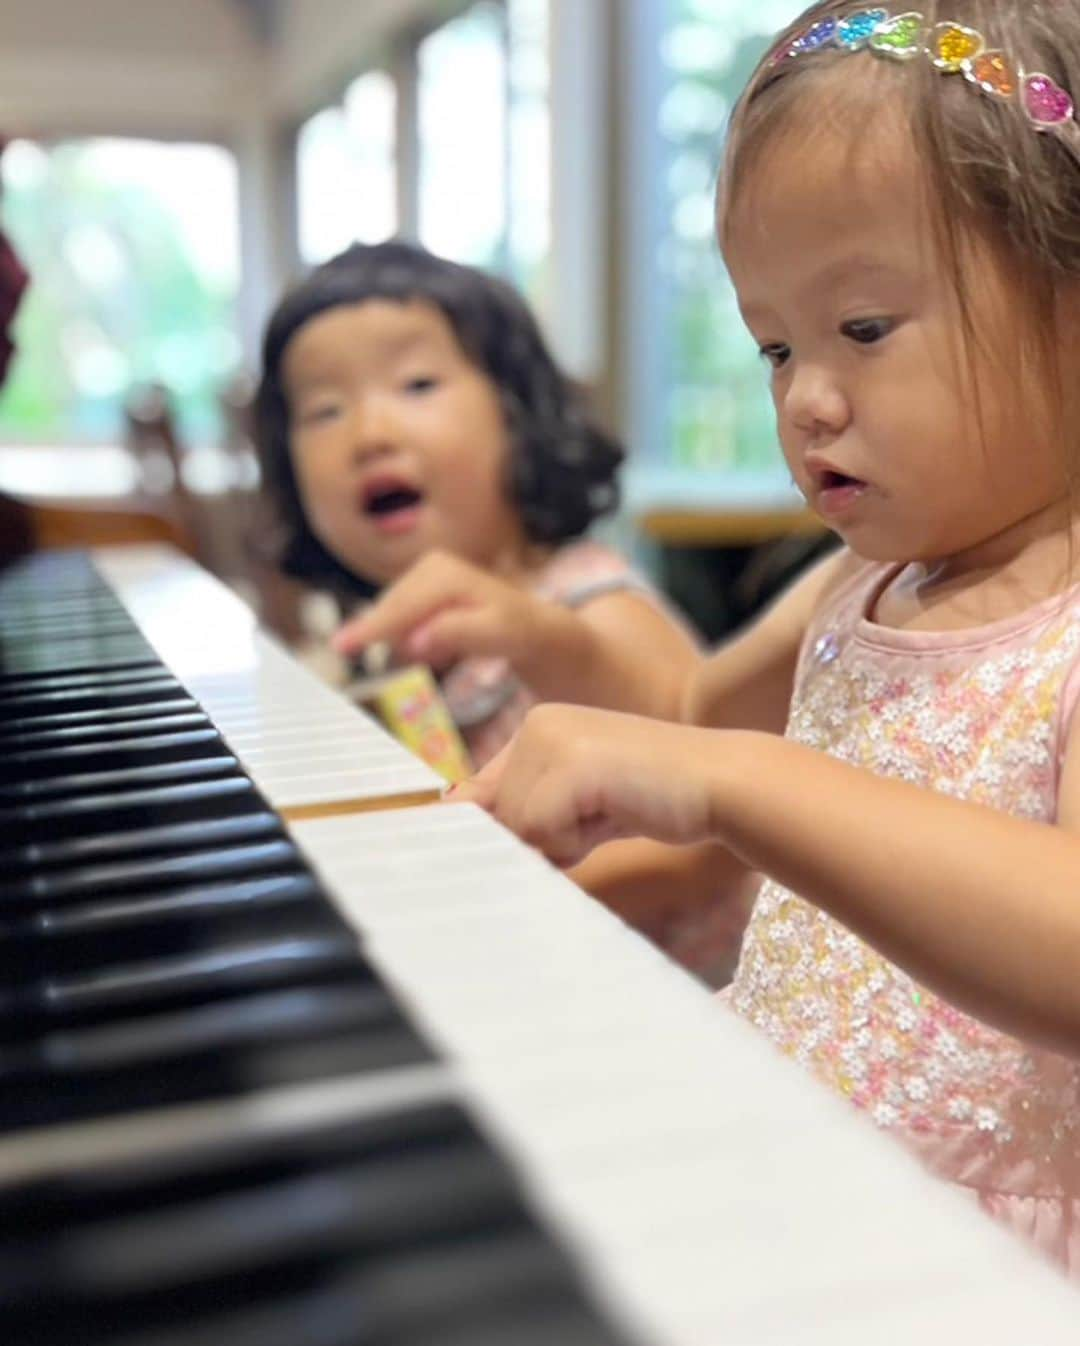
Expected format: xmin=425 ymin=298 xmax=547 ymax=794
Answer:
xmin=505 ymin=0 xmax=551 ymax=309
xmin=636 ymin=0 xmax=808 ymax=498
xmin=297 ymin=69 xmax=397 ymax=265
xmin=0 ymin=137 xmax=239 ymax=446
xmin=293 ymin=2 xmax=550 ymax=306
xmin=417 ymin=2 xmax=507 ymax=270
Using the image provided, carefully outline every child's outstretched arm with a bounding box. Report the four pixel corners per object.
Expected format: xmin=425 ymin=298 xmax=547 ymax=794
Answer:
xmin=566 ymin=549 xmax=857 ymax=931
xmin=691 ymin=728 xmax=1080 ymax=1055
xmin=332 ymin=549 xmax=699 ymax=720
xmin=458 ymin=654 xmax=1080 ymax=1058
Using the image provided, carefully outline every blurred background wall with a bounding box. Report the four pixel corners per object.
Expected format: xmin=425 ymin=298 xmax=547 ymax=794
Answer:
xmin=0 ymin=0 xmax=831 ymax=641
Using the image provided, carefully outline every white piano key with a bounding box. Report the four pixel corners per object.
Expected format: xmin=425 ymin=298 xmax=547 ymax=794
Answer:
xmin=93 ymin=545 xmax=442 ymax=810
xmin=291 ymin=802 xmax=1080 ymax=1346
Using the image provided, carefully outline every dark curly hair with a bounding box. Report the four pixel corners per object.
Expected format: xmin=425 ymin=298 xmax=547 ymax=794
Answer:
xmin=254 ymin=239 xmax=624 ymax=600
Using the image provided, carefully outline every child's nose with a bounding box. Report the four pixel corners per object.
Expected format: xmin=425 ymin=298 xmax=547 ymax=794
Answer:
xmin=783 ymin=364 xmax=849 ymax=437
xmin=348 ymin=398 xmax=397 ymax=461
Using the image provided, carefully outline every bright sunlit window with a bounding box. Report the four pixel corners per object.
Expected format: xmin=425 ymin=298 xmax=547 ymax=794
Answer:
xmin=417 ymin=2 xmax=507 ymax=269
xmin=0 ymin=137 xmax=239 ymax=446
xmin=297 ymin=69 xmax=397 ymax=265
xmin=645 ymin=0 xmax=808 ymax=489
xmin=506 ymin=0 xmax=551 ymax=308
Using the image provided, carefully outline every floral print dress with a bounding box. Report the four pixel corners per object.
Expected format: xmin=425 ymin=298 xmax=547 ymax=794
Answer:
xmin=728 ymin=561 xmax=1080 ymax=1274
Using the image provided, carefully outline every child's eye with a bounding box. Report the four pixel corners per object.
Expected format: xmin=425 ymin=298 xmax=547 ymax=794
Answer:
xmin=403 ymin=375 xmax=439 ymax=394
xmin=758 ymin=343 xmax=791 ymax=370
xmin=298 ymin=404 xmax=340 ymax=426
xmin=841 ymin=316 xmax=894 ymax=345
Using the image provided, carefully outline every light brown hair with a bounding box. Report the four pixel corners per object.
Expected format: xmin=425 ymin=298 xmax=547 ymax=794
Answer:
xmin=719 ymin=1 xmax=1080 ymax=495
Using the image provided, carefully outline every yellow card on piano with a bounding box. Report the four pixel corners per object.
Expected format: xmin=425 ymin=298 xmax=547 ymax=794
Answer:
xmin=355 ymin=664 xmax=472 ymax=785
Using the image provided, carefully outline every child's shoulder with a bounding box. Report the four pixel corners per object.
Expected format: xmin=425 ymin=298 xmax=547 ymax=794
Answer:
xmin=777 ymin=547 xmax=890 ymax=665
xmin=814 ymin=546 xmax=881 ymax=606
xmin=535 ymin=538 xmax=645 ymax=602
xmin=775 ymin=545 xmax=879 ymax=634
xmin=535 ymin=537 xmax=701 ymax=642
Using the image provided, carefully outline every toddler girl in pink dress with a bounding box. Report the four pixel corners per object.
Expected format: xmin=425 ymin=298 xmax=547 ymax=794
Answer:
xmin=458 ymin=1 xmax=1080 ymax=1275
xmin=255 ymin=241 xmax=750 ymax=981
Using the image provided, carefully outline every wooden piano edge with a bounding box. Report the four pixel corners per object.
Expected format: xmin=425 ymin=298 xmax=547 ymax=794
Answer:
xmin=279 ymin=786 xmax=444 ymax=823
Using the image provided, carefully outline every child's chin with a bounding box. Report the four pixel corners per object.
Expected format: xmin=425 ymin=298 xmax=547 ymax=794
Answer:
xmin=841 ymin=533 xmax=915 ymax=564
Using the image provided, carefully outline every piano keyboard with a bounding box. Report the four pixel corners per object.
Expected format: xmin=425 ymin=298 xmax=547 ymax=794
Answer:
xmin=1 ymin=545 xmax=1077 ymax=1346
xmin=92 ymin=545 xmax=443 ymax=820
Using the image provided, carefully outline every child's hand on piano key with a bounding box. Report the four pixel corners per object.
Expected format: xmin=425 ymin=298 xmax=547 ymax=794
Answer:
xmin=332 ymin=549 xmax=581 ymax=682
xmin=452 ymin=704 xmax=722 ymax=868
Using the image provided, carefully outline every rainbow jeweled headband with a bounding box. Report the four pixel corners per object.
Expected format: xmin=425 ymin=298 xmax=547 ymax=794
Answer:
xmin=771 ymin=9 xmax=1080 ymax=161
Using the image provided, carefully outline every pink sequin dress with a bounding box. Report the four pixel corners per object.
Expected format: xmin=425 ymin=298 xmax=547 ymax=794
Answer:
xmin=728 ymin=561 xmax=1080 ymax=1274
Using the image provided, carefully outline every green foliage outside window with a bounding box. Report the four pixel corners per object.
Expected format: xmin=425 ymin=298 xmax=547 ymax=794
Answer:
xmin=0 ymin=139 xmax=239 ymax=445
xmin=661 ymin=0 xmax=807 ymax=474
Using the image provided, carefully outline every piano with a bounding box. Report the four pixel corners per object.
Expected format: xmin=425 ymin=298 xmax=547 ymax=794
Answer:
xmin=0 ymin=544 xmax=1076 ymax=1346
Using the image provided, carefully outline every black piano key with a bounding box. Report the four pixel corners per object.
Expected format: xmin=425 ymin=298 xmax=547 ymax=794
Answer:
xmin=3 ymin=832 xmax=296 ymax=907
xmin=0 ymin=665 xmax=170 ymax=698
xmin=0 ymin=873 xmax=327 ymax=978
xmin=0 ymin=1103 xmax=625 ymax=1346
xmin=3 ymin=1146 xmax=519 ymax=1292
xmin=0 ymin=582 xmax=124 ymax=606
xmin=416 ymin=1302 xmax=624 ymax=1346
xmin=0 ymin=618 xmax=141 ymax=649
xmin=0 ymin=930 xmax=363 ymax=1036
xmin=0 ymin=634 xmax=151 ymax=654
xmin=0 ymin=982 xmax=435 ymax=1132
xmin=1 ymin=1101 xmax=490 ymax=1229
xmin=0 ymin=601 xmax=138 ymax=624
xmin=0 ymin=611 xmax=138 ymax=635
xmin=0 ymin=590 xmax=124 ymax=612
xmin=0 ymin=645 xmax=160 ymax=678
xmin=0 ymin=729 xmax=229 ymax=782
xmin=0 ymin=753 xmax=239 ymax=801
xmin=0 ymin=981 xmax=395 ymax=1076
xmin=0 ymin=754 xmax=239 ymax=804
xmin=0 ymin=663 xmax=171 ymax=692
xmin=0 ymin=602 xmax=130 ymax=629
xmin=0 ymin=619 xmax=148 ymax=638
xmin=0 ymin=775 xmax=262 ymax=842
xmin=104 ymin=1285 xmax=622 ymax=1346
xmin=0 ymin=674 xmax=184 ymax=719
xmin=4 ymin=1229 xmax=615 ymax=1346
xmin=0 ymin=654 xmax=162 ymax=678
xmin=0 ymin=706 xmax=207 ymax=746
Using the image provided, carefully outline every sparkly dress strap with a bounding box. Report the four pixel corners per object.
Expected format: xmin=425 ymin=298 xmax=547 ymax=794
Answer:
xmin=795 ymin=560 xmax=897 ymax=684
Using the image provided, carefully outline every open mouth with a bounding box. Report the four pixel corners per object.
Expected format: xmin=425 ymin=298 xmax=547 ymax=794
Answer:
xmin=359 ymin=471 xmax=427 ymax=518
xmin=358 ymin=476 xmax=428 ymax=536
xmin=814 ymin=468 xmax=868 ymax=519
xmin=365 ymin=485 xmax=424 ymax=517
xmin=819 ymin=469 xmax=864 ymax=491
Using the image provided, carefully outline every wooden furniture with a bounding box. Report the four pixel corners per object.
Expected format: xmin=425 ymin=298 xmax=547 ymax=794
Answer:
xmin=637 ymin=504 xmax=824 ymax=547
xmin=0 ymin=486 xmax=194 ymax=568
